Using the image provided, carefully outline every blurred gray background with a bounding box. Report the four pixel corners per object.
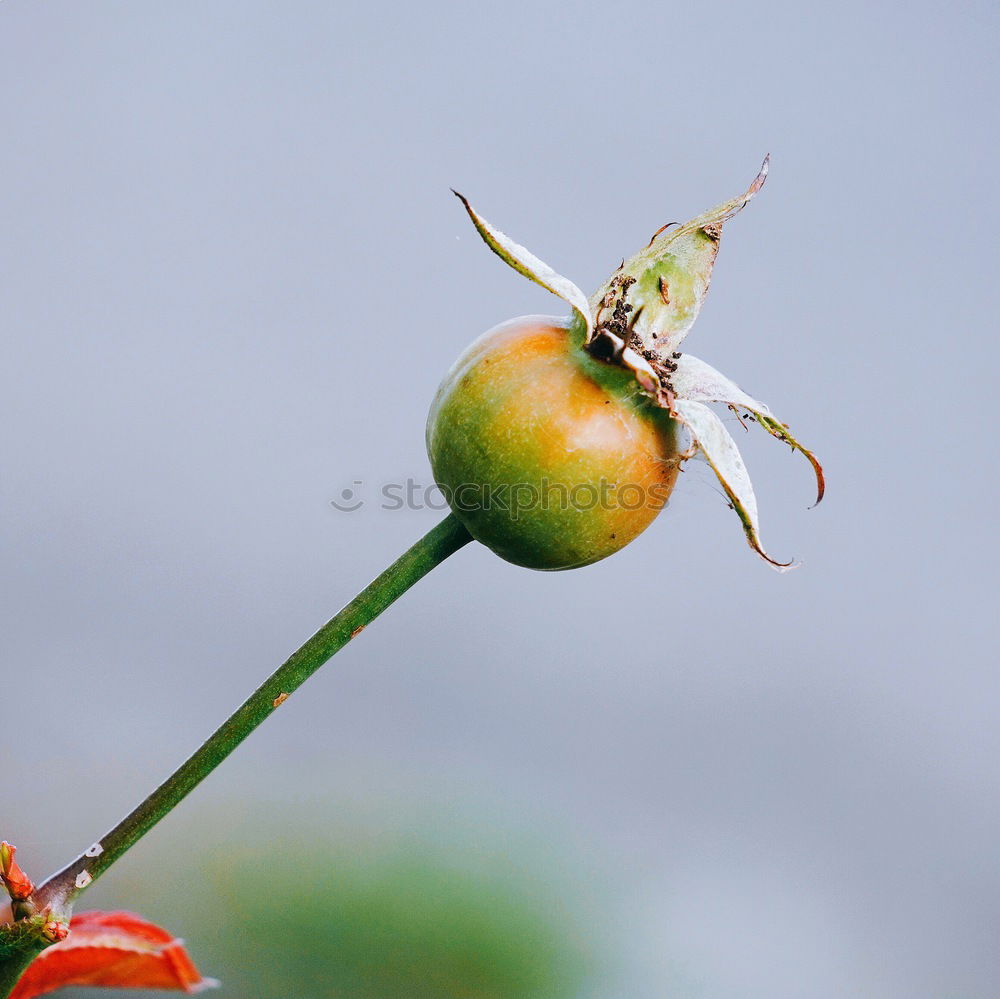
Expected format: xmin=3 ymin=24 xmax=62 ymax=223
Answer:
xmin=1 ymin=1 xmax=997 ymax=996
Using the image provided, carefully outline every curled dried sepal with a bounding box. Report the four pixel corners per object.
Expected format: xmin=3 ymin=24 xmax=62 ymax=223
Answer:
xmin=671 ymin=353 xmax=825 ymax=505
xmin=672 ymin=398 xmax=796 ymax=571
xmin=0 ymin=844 xmax=34 ymax=903
xmin=452 ymin=191 xmax=593 ymax=340
xmin=590 ymin=157 xmax=769 ymax=355
xmin=8 ymin=910 xmax=217 ymax=999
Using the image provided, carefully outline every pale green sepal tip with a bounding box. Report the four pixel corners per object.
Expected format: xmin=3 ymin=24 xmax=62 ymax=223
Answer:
xmin=590 ymin=157 xmax=769 ymax=354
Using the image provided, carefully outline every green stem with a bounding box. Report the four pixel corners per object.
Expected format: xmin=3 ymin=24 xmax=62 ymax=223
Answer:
xmin=32 ymin=514 xmax=472 ymax=911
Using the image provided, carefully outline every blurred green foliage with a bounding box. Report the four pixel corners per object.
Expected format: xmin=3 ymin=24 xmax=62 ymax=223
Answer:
xmin=203 ymin=844 xmax=589 ymax=998
xmin=65 ymin=816 xmax=596 ymax=999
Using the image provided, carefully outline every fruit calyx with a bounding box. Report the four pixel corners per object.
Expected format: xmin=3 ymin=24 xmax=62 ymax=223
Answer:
xmin=450 ymin=158 xmax=825 ymax=570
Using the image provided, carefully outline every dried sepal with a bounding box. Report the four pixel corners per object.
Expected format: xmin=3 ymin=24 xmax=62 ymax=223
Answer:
xmin=452 ymin=191 xmax=593 ymax=339
xmin=670 ymin=156 xmax=769 ymax=239
xmin=671 ymin=398 xmax=796 ymax=571
xmin=671 ymin=353 xmax=825 ymax=505
xmin=590 ymin=157 xmax=769 ymax=355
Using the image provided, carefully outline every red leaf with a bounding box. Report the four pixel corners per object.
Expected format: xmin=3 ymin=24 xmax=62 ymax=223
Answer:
xmin=9 ymin=911 xmax=217 ymax=999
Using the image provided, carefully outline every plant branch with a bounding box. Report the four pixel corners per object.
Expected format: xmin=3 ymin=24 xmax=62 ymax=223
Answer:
xmin=32 ymin=514 xmax=472 ymax=911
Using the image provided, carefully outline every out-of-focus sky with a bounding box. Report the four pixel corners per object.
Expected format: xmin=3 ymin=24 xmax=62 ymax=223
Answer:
xmin=1 ymin=1 xmax=997 ymax=996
